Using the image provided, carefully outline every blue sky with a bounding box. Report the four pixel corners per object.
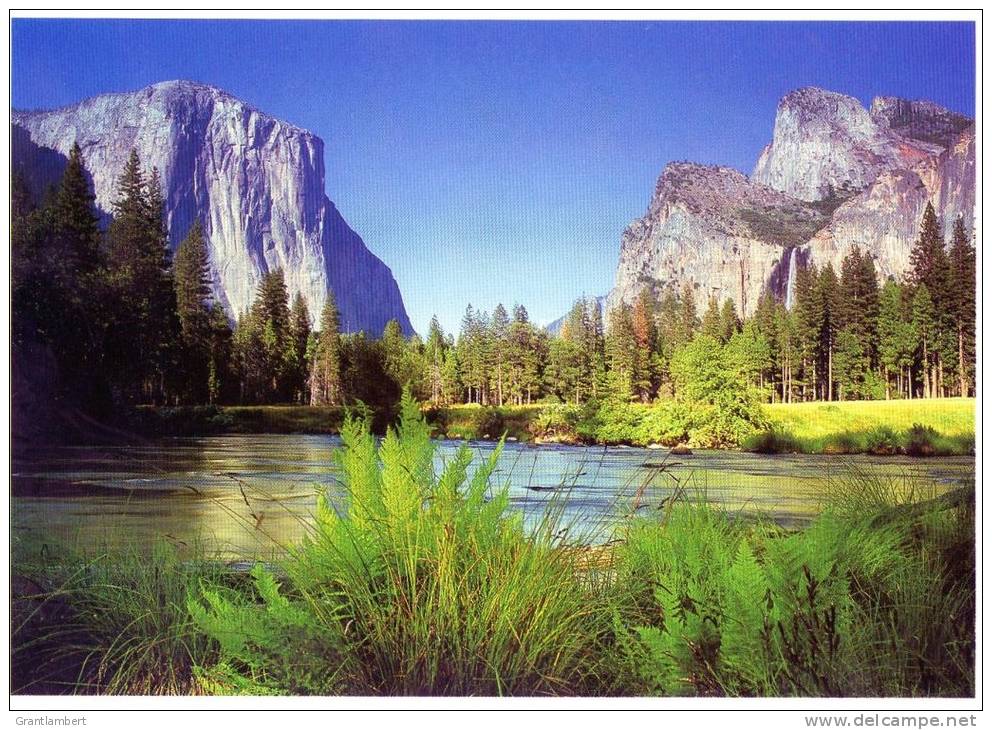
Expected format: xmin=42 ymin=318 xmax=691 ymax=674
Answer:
xmin=11 ymin=20 xmax=976 ymax=334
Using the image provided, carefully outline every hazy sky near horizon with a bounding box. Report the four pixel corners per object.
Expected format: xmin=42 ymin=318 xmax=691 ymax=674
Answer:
xmin=12 ymin=20 xmax=975 ymax=334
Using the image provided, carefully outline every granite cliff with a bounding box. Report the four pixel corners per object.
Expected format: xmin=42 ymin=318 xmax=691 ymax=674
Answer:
xmin=12 ymin=80 xmax=413 ymax=335
xmin=607 ymin=86 xmax=974 ymax=318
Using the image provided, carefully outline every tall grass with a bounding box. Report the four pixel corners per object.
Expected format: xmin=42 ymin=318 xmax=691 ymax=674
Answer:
xmin=12 ymin=542 xmax=225 ymax=694
xmin=189 ymin=393 xmax=621 ymax=695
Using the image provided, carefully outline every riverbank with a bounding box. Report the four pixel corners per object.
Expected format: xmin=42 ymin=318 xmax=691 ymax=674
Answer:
xmin=11 ymin=400 xmax=975 ymax=697
xmin=127 ymin=398 xmax=975 ymax=456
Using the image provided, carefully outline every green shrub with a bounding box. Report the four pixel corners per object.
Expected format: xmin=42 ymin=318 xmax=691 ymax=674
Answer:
xmin=634 ymin=402 xmax=690 ymax=446
xmin=863 ymin=426 xmax=901 ymax=456
xmin=594 ymin=401 xmax=645 ymax=445
xmin=190 ymin=392 xmax=618 ymax=695
xmin=530 ymin=403 xmax=581 ymax=442
xmin=742 ymin=428 xmax=802 ymax=454
xmin=905 ymin=423 xmax=943 ymax=457
xmin=821 ymin=432 xmax=862 ymax=455
xmin=617 ymin=489 xmax=974 ymax=697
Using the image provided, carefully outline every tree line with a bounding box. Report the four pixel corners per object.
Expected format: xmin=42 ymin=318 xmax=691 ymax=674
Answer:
xmin=387 ymin=202 xmax=975 ymax=407
xmin=12 ymin=146 xmax=975 ymax=420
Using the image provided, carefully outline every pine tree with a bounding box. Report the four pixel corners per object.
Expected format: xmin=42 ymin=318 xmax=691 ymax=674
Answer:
xmin=289 ymin=293 xmax=312 ymax=403
xmin=425 ymin=315 xmax=446 ymax=404
xmin=545 ymin=337 xmax=584 ymax=404
xmin=909 ymin=203 xmax=950 ymax=296
xmin=14 ymin=142 xmax=108 ymax=408
xmin=605 ymin=303 xmax=639 ymax=403
xmin=310 ymin=292 xmax=343 ymax=406
xmin=700 ymin=296 xmax=723 ymax=341
xmin=877 ymin=280 xmax=914 ymax=399
xmin=249 ymin=269 xmax=293 ymax=401
xmin=105 ymin=150 xmax=178 ymax=404
xmin=792 ymin=262 xmax=821 ymax=401
xmin=631 ymin=290 xmax=659 ymax=401
xmin=207 ymin=304 xmax=233 ymax=404
xmin=490 ymin=303 xmax=510 ymax=406
xmin=718 ymin=298 xmax=741 ymax=343
xmin=911 ymin=284 xmax=938 ymax=399
xmin=816 ymin=264 xmax=842 ymax=401
xmin=833 ymin=327 xmax=865 ymax=400
xmin=838 ymin=246 xmax=879 ymax=369
xmin=173 ymin=219 xmax=214 ymax=402
xmin=52 ymin=142 xmax=102 ymax=287
xmin=947 ymin=218 xmax=976 ymax=396
xmin=174 ymin=220 xmax=212 ymax=341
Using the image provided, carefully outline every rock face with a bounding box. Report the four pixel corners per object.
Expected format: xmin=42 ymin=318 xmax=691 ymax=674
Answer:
xmin=12 ymin=80 xmax=413 ymax=335
xmin=804 ymin=125 xmax=975 ymax=280
xmin=606 ymin=163 xmax=828 ymax=317
xmin=752 ymin=87 xmax=945 ymax=202
xmin=608 ymin=86 xmax=974 ymax=318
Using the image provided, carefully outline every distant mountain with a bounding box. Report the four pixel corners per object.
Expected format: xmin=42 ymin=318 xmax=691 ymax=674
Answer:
xmin=606 ymin=86 xmax=975 ymax=318
xmin=12 ymin=80 xmax=414 ymax=335
xmin=545 ymin=295 xmax=607 ymax=336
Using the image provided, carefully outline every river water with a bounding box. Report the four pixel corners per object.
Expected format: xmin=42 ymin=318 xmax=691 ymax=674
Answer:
xmin=11 ymin=435 xmax=975 ymax=558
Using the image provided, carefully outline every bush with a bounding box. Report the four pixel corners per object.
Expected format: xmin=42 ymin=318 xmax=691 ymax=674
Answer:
xmin=905 ymin=423 xmax=943 ymax=457
xmin=616 ymin=490 xmax=975 ymax=696
xmin=529 ymin=403 xmax=581 ymax=442
xmin=742 ymin=428 xmax=802 ymax=454
xmin=863 ymin=426 xmax=901 ymax=456
xmin=190 ymin=393 xmax=619 ymax=695
xmin=593 ymin=401 xmax=645 ymax=445
xmin=634 ymin=402 xmax=690 ymax=446
xmin=669 ymin=335 xmax=769 ymax=448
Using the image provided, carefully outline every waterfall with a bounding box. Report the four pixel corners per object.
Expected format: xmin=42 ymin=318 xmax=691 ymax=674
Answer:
xmin=784 ymin=247 xmax=798 ymax=310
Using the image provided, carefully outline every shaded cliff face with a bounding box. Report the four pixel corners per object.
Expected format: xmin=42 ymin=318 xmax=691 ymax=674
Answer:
xmin=606 ymin=162 xmax=828 ymax=317
xmin=12 ymin=80 xmax=413 ymax=335
xmin=608 ymin=86 xmax=974 ymax=320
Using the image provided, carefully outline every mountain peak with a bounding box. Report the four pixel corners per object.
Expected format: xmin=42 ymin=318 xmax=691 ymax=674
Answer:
xmin=12 ymin=82 xmax=413 ymax=335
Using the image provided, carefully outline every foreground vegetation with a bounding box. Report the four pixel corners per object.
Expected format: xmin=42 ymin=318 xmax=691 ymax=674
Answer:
xmin=12 ymin=395 xmax=974 ymax=696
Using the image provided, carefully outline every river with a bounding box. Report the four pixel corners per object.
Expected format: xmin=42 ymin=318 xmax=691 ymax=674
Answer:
xmin=11 ymin=434 xmax=975 ymax=559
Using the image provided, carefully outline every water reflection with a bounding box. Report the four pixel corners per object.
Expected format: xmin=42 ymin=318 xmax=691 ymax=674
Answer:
xmin=11 ymin=435 xmax=975 ymax=558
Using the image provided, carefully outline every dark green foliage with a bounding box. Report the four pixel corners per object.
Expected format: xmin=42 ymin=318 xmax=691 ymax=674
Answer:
xmin=947 ymin=218 xmax=976 ymax=396
xmin=618 ymin=485 xmax=974 ymax=696
xmin=310 ymin=292 xmax=343 ymax=406
xmin=173 ymin=220 xmax=215 ymax=403
xmin=105 ymin=152 xmax=178 ymax=404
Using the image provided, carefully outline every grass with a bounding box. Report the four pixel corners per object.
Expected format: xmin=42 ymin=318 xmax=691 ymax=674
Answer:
xmin=10 ymin=394 xmax=976 ymax=697
xmin=753 ymin=399 xmax=976 ymax=456
xmin=11 ymin=541 xmax=227 ymax=695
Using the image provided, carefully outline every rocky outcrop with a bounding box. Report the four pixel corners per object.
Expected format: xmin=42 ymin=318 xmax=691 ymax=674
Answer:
xmin=804 ymin=124 xmax=975 ymax=278
xmin=11 ymin=80 xmax=413 ymax=335
xmin=606 ymin=162 xmax=828 ymax=317
xmin=608 ymin=87 xmax=974 ymax=319
xmin=752 ymin=87 xmax=941 ymax=202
